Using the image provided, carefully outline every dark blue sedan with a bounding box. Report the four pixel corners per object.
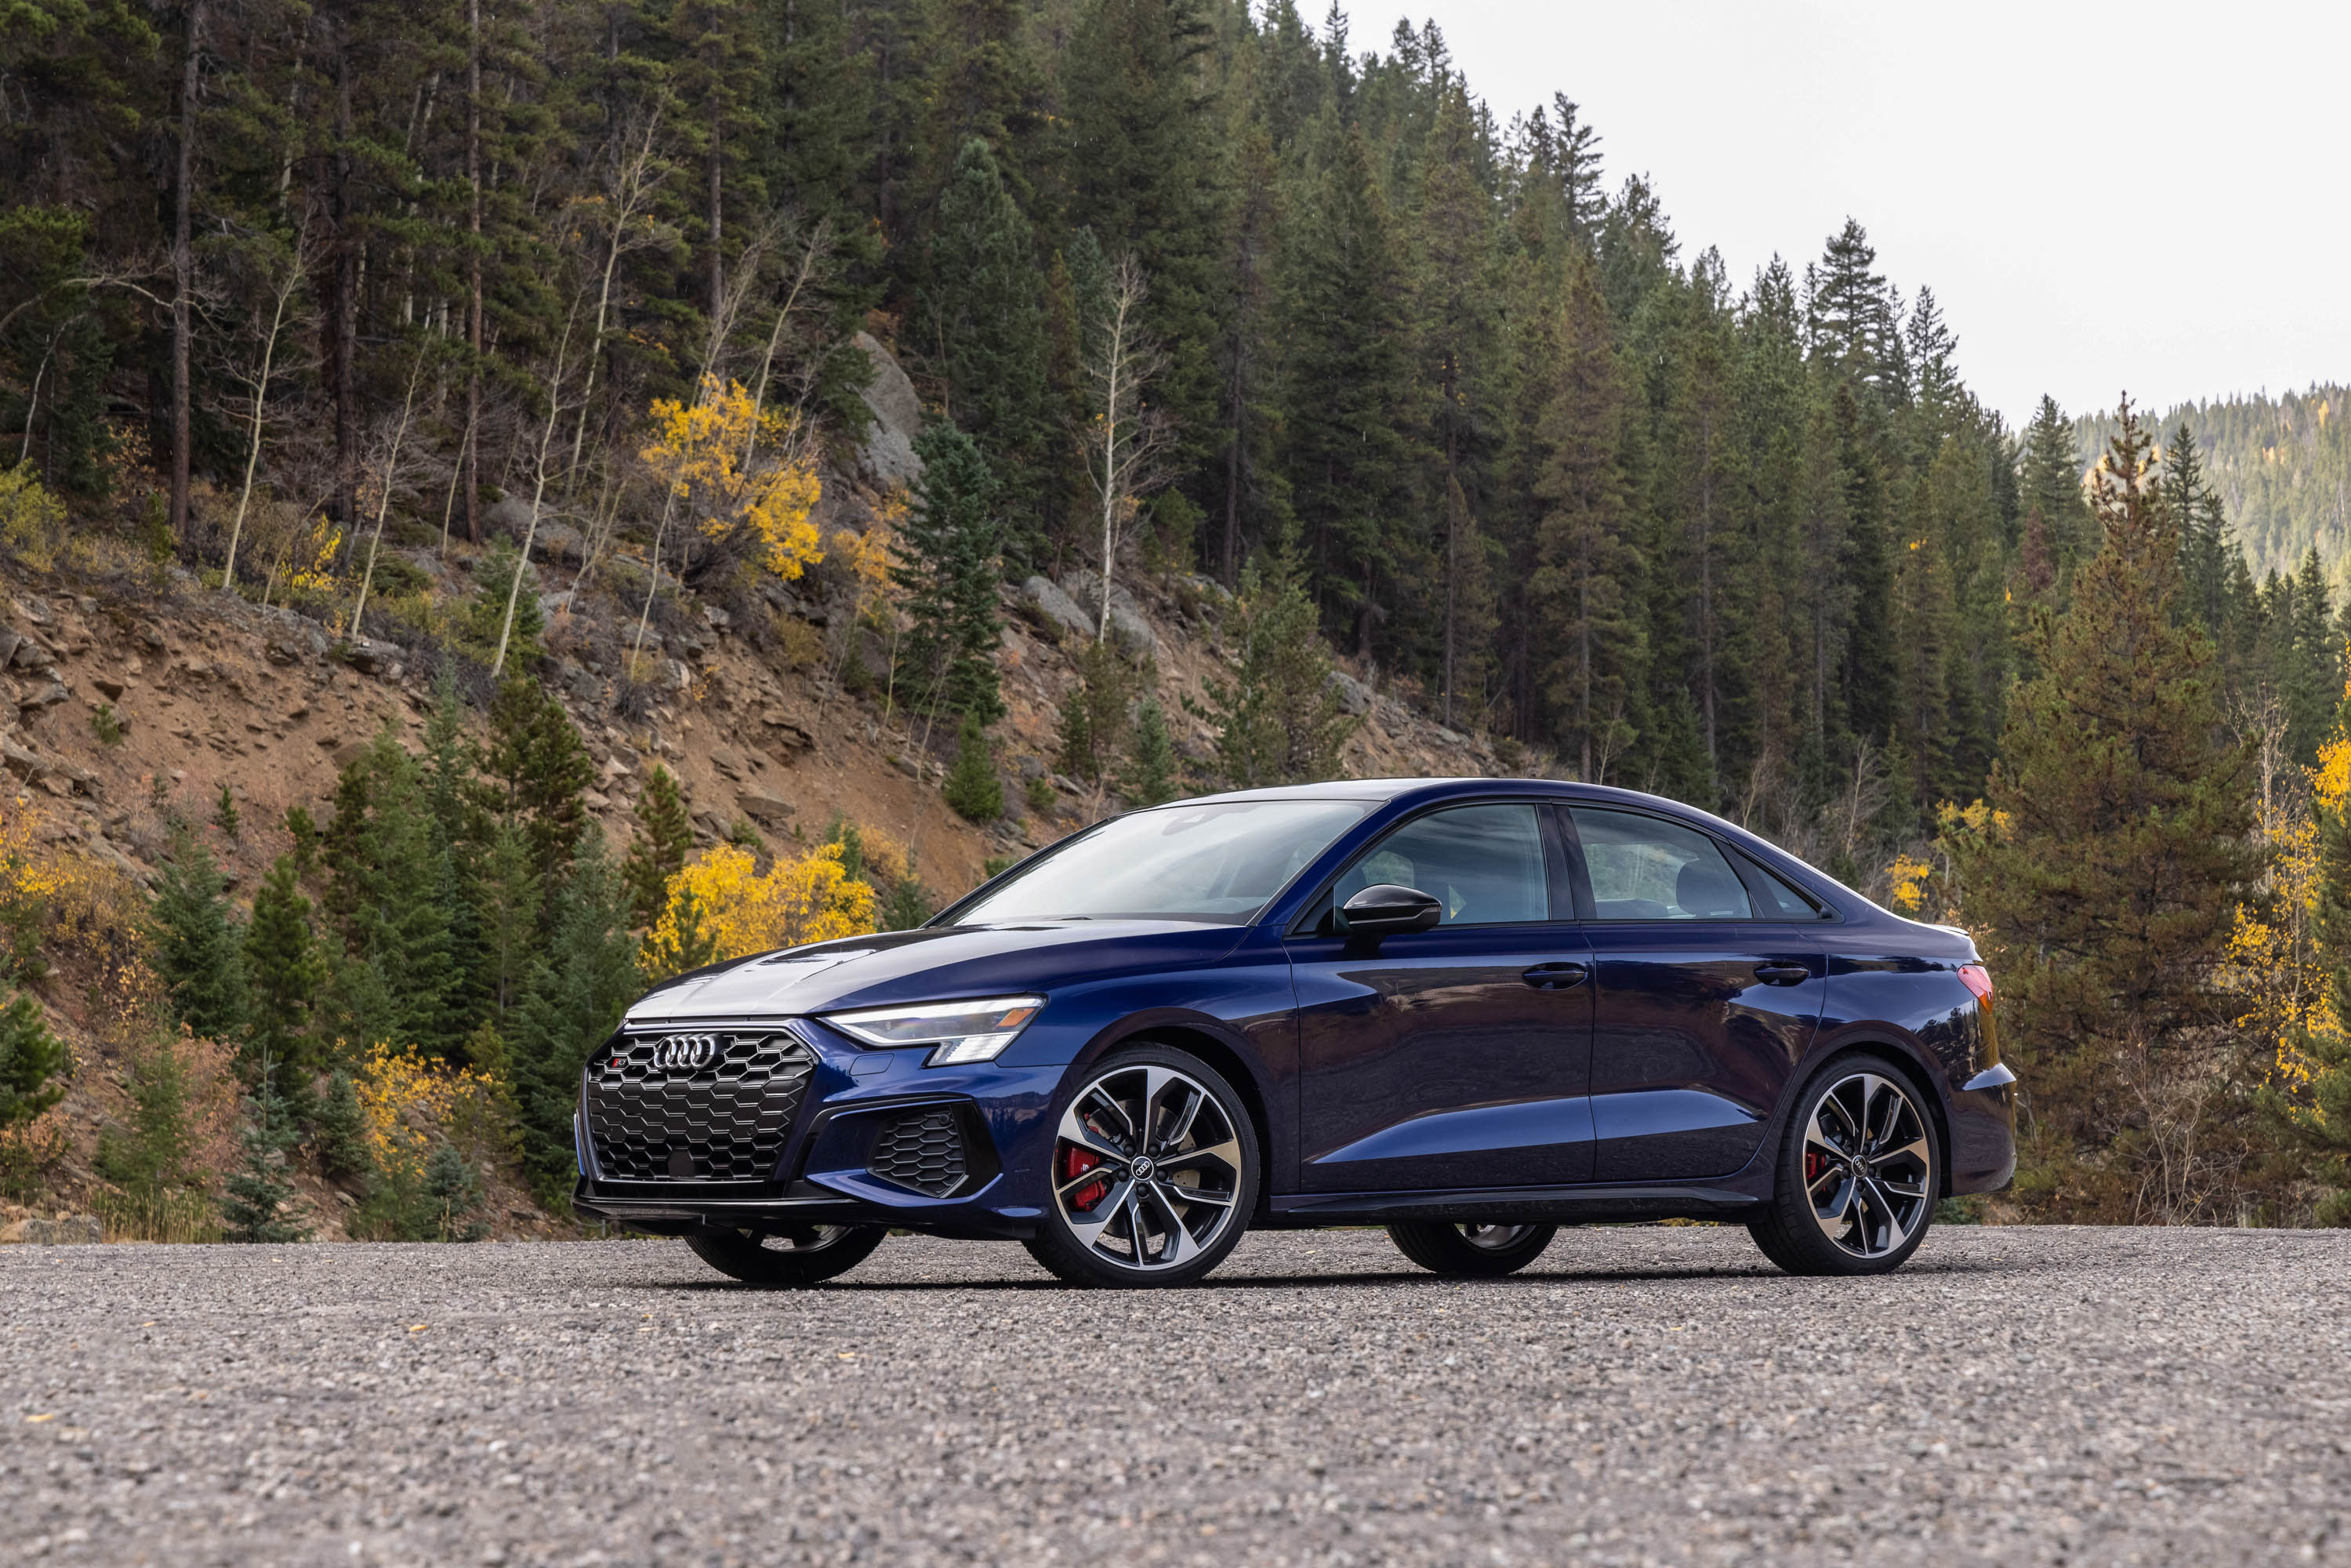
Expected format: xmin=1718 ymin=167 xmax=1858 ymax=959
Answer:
xmin=574 ymin=779 xmax=2016 ymax=1287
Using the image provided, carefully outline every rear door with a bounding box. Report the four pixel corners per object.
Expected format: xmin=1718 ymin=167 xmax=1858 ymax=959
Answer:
xmin=1563 ymin=806 xmax=1826 ymax=1184
xmin=1290 ymin=802 xmax=1596 ymax=1193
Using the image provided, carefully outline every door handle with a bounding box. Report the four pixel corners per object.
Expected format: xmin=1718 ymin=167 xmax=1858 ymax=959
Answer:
xmin=1753 ymin=963 xmax=1811 ymax=986
xmin=1522 ymin=962 xmax=1589 ymax=990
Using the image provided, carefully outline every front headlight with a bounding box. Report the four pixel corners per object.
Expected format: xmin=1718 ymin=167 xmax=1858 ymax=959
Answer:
xmin=824 ymin=996 xmax=1045 ymax=1067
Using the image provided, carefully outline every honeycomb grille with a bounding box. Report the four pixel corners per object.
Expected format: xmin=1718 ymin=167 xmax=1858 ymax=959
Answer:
xmin=585 ymin=1032 xmax=814 ymax=1182
xmin=867 ymin=1109 xmax=967 ymax=1197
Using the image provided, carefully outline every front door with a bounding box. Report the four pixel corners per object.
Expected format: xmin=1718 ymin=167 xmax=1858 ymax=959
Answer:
xmin=1566 ymin=807 xmax=1825 ymax=1183
xmin=1291 ymin=803 xmax=1596 ymax=1193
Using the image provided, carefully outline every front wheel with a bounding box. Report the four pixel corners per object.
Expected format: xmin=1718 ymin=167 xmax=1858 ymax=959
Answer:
xmin=1749 ymin=1054 xmax=1939 ymax=1276
xmin=1022 ymin=1044 xmax=1259 ymax=1288
xmin=1388 ymin=1221 xmax=1558 ymax=1277
xmin=687 ymin=1223 xmax=887 ymax=1286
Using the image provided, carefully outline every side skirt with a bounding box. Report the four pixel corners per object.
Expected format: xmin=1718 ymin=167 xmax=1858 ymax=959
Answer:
xmin=1259 ymin=1183 xmax=1765 ymax=1229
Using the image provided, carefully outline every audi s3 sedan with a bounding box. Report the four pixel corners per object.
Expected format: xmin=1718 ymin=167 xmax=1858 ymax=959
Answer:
xmin=573 ymin=779 xmax=2016 ymax=1287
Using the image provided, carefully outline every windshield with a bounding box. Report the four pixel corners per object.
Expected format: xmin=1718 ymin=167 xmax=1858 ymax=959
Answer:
xmin=946 ymin=800 xmax=1372 ymax=924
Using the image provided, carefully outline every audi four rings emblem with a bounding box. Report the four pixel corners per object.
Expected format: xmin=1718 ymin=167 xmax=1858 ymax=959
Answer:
xmin=651 ymin=1034 xmax=720 ymax=1072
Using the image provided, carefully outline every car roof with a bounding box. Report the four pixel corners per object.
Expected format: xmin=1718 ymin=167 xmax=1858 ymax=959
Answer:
xmin=1174 ymin=776 xmax=1698 ymax=813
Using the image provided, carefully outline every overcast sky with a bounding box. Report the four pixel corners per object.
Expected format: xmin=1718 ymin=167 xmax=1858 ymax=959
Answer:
xmin=1397 ymin=0 xmax=2349 ymax=428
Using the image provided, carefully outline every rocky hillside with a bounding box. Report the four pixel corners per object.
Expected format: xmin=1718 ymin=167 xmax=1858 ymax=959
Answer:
xmin=0 ymin=339 xmax=1511 ymax=1241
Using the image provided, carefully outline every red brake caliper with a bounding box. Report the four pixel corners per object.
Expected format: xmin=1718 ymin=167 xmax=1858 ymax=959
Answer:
xmin=1061 ymin=1145 xmax=1107 ymax=1211
xmin=1805 ymin=1149 xmax=1829 ymax=1185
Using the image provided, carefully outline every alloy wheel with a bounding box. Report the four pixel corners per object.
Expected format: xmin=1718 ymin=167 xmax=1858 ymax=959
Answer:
xmin=1457 ymin=1223 xmax=1541 ymax=1252
xmin=1050 ymin=1062 xmax=1245 ymax=1275
xmin=1802 ymin=1072 xmax=1933 ymax=1260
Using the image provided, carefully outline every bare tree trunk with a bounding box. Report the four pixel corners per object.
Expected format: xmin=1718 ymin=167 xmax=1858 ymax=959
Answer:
xmin=706 ymin=88 xmax=724 ymax=329
xmin=1082 ymin=255 xmax=1169 ymax=644
xmin=465 ymin=0 xmax=483 ymax=543
xmin=329 ymin=26 xmax=357 ymax=535
xmin=568 ymin=110 xmax=665 ymax=489
xmin=221 ymin=238 xmax=304 ymax=589
xmin=171 ymin=0 xmax=205 ymax=546
xmin=741 ymin=219 xmax=828 ymax=467
xmin=494 ymin=312 xmax=576 ymax=677
xmin=350 ymin=353 xmax=426 ymax=638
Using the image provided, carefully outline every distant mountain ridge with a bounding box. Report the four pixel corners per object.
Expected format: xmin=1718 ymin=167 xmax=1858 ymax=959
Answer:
xmin=2076 ymin=386 xmax=2350 ymax=585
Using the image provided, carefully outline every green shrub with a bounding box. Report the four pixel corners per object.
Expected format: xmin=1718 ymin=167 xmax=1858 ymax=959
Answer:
xmin=943 ymin=716 xmax=1003 ymax=823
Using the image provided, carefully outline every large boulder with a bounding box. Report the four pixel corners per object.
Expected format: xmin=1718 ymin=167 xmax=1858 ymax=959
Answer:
xmin=1326 ymin=668 xmax=1373 ymax=716
xmin=1057 ymin=569 xmax=1158 ymax=660
xmin=1018 ymin=576 xmax=1093 ymax=644
xmin=854 ymin=332 xmax=925 ymax=490
xmin=482 ymin=495 xmax=535 ymax=538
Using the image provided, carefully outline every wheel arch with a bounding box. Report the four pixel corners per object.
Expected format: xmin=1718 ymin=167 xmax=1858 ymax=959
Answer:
xmin=1071 ymin=1018 xmax=1277 ymax=1224
xmin=1780 ymin=1029 xmax=1956 ymax=1199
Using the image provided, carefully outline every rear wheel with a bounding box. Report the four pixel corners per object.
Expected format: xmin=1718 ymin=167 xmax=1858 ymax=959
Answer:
xmin=1749 ymin=1054 xmax=1938 ymax=1276
xmin=1388 ymin=1221 xmax=1558 ymax=1277
xmin=687 ymin=1223 xmax=887 ymax=1286
xmin=1023 ymin=1045 xmax=1258 ymax=1288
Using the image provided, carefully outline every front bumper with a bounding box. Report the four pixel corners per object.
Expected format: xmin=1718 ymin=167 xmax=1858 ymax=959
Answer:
xmin=571 ymin=1017 xmax=1063 ymax=1240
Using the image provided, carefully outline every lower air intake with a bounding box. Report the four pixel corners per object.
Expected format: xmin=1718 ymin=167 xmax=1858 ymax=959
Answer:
xmin=867 ymin=1108 xmax=968 ymax=1197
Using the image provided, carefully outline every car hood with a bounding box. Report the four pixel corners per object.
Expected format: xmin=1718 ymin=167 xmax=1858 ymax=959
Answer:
xmin=620 ymin=920 xmax=1250 ymax=1024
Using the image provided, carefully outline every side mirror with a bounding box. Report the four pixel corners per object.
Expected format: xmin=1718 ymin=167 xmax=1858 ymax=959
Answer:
xmin=1337 ymin=884 xmax=1442 ymax=938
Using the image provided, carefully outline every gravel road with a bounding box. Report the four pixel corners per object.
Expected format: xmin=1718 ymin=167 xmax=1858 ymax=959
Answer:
xmin=4 ymin=1224 xmax=2348 ymax=1566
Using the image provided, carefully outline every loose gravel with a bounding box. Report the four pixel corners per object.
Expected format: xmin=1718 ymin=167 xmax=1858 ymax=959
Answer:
xmin=3 ymin=1224 xmax=2348 ymax=1566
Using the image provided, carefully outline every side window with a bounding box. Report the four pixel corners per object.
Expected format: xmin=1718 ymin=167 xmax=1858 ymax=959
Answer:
xmin=1740 ymin=853 xmax=1827 ymax=920
xmin=1569 ymin=808 xmax=1752 ymax=920
xmin=1332 ymin=804 xmax=1551 ymax=927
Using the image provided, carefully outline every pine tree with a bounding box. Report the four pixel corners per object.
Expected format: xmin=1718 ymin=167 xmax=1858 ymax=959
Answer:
xmin=2277 ymin=706 xmax=2351 ymax=1225
xmin=472 ymin=818 xmax=542 ymax=1022
xmin=1413 ymin=87 xmax=1500 ymax=724
xmin=1530 ymin=255 xmax=1640 ymax=781
xmin=1055 ymin=638 xmax=1137 ymax=787
xmin=458 ymin=538 xmax=546 ymax=665
xmin=0 ymin=989 xmax=67 ymax=1129
xmin=924 ymin=137 xmax=1049 ymax=543
xmin=1060 ymin=0 xmax=1230 ymax=464
xmin=213 ymin=783 xmax=240 ymax=842
xmin=148 ymin=826 xmax=249 ymax=1044
xmin=622 ymin=764 xmax=695 ymax=929
xmin=893 ymin=423 xmax=1006 ymax=725
xmin=423 ymin=1142 xmax=489 ymax=1241
xmin=1119 ymin=696 xmax=1179 ymax=805
xmin=244 ymin=855 xmax=323 ymax=1075
xmin=1946 ymin=403 xmax=2259 ymax=1221
xmin=943 ymin=714 xmax=1005 ymax=822
xmin=321 ymin=731 xmax=465 ymax=1058
xmin=2162 ymin=423 xmax=2235 ymax=645
xmin=313 ymin=1069 xmax=372 ymax=1185
xmin=1189 ymin=550 xmax=1355 ymax=786
xmin=508 ymin=833 xmax=640 ymax=1201
xmin=2283 ymin=546 xmax=2337 ymax=766
xmin=1834 ymin=381 xmax=1898 ymax=750
xmin=219 ymin=1055 xmax=306 ymax=1243
xmin=1276 ymin=108 xmax=1411 ymax=655
xmin=1805 ymin=218 xmax=1901 ymax=404
xmin=2018 ymin=394 xmax=2092 ymax=581
xmin=478 ymin=673 xmax=594 ymax=888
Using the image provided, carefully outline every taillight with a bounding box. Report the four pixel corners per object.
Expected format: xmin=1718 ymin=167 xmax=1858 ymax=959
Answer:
xmin=1959 ymin=963 xmax=2000 ymax=1067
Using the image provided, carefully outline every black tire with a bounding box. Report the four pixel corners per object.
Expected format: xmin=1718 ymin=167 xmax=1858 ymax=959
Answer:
xmin=687 ymin=1223 xmax=887 ymax=1286
xmin=1749 ymin=1052 xmax=1939 ymax=1276
xmin=1023 ymin=1044 xmax=1260 ymax=1288
xmin=1388 ymin=1221 xmax=1558 ymax=1278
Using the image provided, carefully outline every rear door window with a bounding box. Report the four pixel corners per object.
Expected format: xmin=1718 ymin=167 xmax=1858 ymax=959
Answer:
xmin=1568 ymin=808 xmax=1752 ymax=920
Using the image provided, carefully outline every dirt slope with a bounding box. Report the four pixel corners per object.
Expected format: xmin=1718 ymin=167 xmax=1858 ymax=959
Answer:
xmin=2 ymin=448 xmax=1508 ymax=1238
